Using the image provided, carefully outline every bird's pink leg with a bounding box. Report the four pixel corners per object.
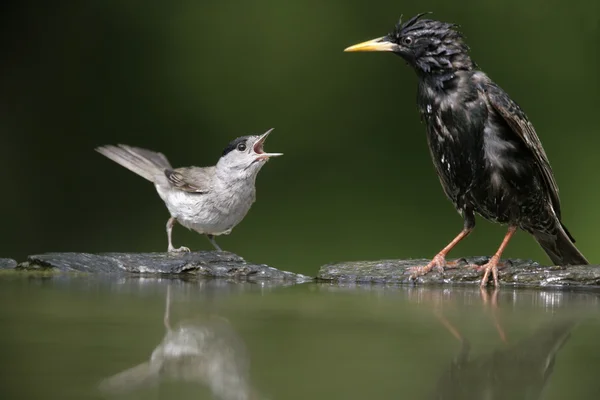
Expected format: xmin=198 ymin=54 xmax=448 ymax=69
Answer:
xmin=477 ymin=226 xmax=517 ymax=287
xmin=410 ymin=228 xmax=473 ymax=278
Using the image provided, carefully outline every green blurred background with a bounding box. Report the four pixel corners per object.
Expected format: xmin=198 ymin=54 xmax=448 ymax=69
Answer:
xmin=1 ymin=1 xmax=598 ymax=275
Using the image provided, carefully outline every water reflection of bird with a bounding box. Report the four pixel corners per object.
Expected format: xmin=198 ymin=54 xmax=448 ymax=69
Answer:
xmin=344 ymin=13 xmax=588 ymax=287
xmin=99 ymin=286 xmax=259 ymax=400
xmin=432 ymin=319 xmax=576 ymax=400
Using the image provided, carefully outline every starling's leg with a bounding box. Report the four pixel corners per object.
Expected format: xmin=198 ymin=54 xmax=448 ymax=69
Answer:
xmin=206 ymin=234 xmax=222 ymax=251
xmin=166 ymin=217 xmax=190 ymax=253
xmin=478 ymin=226 xmax=517 ymax=287
xmin=410 ymin=211 xmax=475 ymax=278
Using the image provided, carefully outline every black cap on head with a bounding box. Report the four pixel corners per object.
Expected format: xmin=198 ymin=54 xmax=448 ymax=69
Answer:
xmin=222 ymin=136 xmax=251 ymax=157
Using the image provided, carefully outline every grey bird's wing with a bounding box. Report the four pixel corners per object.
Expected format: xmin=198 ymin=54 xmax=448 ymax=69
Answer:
xmin=483 ymin=81 xmax=561 ymax=219
xmin=165 ymin=166 xmax=215 ymax=194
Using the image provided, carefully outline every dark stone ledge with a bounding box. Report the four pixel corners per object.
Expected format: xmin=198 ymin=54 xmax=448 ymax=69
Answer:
xmin=13 ymin=251 xmax=312 ymax=283
xmin=318 ymin=256 xmax=600 ymax=288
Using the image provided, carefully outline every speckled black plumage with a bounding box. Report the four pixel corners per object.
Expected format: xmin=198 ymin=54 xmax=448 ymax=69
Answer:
xmin=346 ymin=13 xmax=588 ymax=272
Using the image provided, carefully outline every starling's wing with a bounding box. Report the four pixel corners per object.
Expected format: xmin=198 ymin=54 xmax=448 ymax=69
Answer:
xmin=164 ymin=166 xmax=214 ymax=194
xmin=483 ymin=82 xmax=561 ymax=218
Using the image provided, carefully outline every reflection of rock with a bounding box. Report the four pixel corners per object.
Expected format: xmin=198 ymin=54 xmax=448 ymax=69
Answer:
xmin=15 ymin=251 xmax=310 ymax=282
xmin=319 ymin=257 xmax=600 ymax=288
xmin=99 ymin=286 xmax=259 ymax=400
xmin=0 ymin=258 xmax=17 ymax=270
xmin=433 ymin=319 xmax=576 ymax=400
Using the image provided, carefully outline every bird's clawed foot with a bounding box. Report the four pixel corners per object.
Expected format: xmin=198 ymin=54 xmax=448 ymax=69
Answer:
xmin=409 ymin=253 xmax=458 ymax=279
xmin=168 ymin=245 xmax=191 ymax=253
xmin=475 ymin=255 xmax=502 ymax=287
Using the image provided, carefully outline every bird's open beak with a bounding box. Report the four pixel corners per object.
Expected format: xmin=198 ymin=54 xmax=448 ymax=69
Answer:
xmin=254 ymin=128 xmax=283 ymax=160
xmin=344 ymin=36 xmax=397 ymax=52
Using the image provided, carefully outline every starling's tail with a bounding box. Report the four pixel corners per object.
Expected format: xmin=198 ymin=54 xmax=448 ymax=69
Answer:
xmin=96 ymin=144 xmax=172 ymax=183
xmin=533 ymin=223 xmax=589 ymax=266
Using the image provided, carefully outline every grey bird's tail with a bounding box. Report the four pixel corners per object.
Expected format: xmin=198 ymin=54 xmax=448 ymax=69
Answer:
xmin=96 ymin=144 xmax=172 ymax=183
xmin=533 ymin=222 xmax=589 ymax=266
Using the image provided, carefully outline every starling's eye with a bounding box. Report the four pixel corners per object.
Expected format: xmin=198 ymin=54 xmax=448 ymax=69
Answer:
xmin=237 ymin=143 xmax=247 ymax=151
xmin=402 ymin=36 xmax=413 ymax=46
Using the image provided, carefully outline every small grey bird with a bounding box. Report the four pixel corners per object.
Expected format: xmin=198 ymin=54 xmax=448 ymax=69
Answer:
xmin=96 ymin=129 xmax=282 ymax=252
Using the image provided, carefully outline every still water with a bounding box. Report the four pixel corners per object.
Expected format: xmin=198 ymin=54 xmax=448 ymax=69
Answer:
xmin=0 ymin=276 xmax=599 ymax=400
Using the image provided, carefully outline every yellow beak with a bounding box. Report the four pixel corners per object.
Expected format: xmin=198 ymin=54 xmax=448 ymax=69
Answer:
xmin=344 ymin=36 xmax=397 ymax=52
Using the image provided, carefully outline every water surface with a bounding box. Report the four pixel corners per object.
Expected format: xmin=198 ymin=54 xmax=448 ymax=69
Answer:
xmin=1 ymin=276 xmax=599 ymax=399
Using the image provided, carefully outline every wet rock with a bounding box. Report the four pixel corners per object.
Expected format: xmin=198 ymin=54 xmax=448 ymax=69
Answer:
xmin=0 ymin=258 xmax=17 ymax=270
xmin=16 ymin=251 xmax=312 ymax=283
xmin=318 ymin=256 xmax=600 ymax=288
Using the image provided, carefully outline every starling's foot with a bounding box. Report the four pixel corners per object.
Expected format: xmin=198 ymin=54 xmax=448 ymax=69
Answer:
xmin=472 ymin=259 xmax=511 ymax=270
xmin=168 ymin=246 xmax=191 ymax=253
xmin=409 ymin=253 xmax=457 ymax=278
xmin=476 ymin=255 xmax=502 ymax=287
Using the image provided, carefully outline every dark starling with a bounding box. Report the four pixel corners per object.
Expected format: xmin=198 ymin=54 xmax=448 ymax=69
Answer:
xmin=344 ymin=13 xmax=588 ymax=286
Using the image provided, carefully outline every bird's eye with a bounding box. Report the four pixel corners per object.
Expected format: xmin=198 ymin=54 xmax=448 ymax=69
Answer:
xmin=237 ymin=143 xmax=247 ymax=151
xmin=402 ymin=36 xmax=413 ymax=45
